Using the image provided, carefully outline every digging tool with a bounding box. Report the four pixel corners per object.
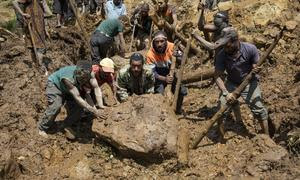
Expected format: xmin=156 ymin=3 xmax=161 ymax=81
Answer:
xmin=28 ymin=22 xmax=41 ymax=66
xmin=68 ymin=0 xmax=89 ymax=48
xmin=165 ymin=39 xmax=181 ymax=102
xmin=172 ymin=37 xmax=191 ymax=112
xmin=191 ymin=28 xmax=285 ymax=149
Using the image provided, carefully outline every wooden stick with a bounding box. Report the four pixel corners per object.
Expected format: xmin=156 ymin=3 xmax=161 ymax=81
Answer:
xmin=172 ymin=38 xmax=191 ymax=111
xmin=28 ymin=22 xmax=40 ymax=66
xmin=129 ymin=23 xmax=137 ymax=52
xmin=191 ymin=28 xmax=285 ymax=149
xmin=68 ymin=0 xmax=89 ymax=47
xmin=165 ymin=41 xmax=180 ymax=101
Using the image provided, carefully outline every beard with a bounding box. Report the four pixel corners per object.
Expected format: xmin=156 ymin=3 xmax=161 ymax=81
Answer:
xmin=153 ymin=42 xmax=167 ymax=54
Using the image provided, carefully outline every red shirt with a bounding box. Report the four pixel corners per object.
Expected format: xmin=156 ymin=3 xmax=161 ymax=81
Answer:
xmin=92 ymin=65 xmax=114 ymax=87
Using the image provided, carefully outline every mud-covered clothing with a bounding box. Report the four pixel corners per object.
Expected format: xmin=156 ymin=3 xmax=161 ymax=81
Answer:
xmin=95 ymin=18 xmax=123 ymax=37
xmin=38 ymin=80 xmax=83 ymax=131
xmin=91 ymin=19 xmax=123 ymax=63
xmin=92 ymin=65 xmax=114 ymax=88
xmin=218 ymin=80 xmax=268 ymax=121
xmin=53 ymin=0 xmax=71 ymax=16
xmin=90 ymin=31 xmax=113 ymax=63
xmin=146 ymin=42 xmax=174 ymax=78
xmin=48 ymin=66 xmax=80 ymax=95
xmin=117 ymin=64 xmax=155 ymax=102
xmin=105 ymin=0 xmax=126 ymax=19
xmin=216 ymin=42 xmax=259 ymax=85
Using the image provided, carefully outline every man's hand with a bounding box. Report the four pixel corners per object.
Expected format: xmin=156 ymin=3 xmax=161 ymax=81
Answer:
xmin=22 ymin=13 xmax=31 ymax=19
xmin=226 ymin=93 xmax=236 ymax=104
xmin=252 ymin=64 xmax=262 ymax=74
xmin=94 ymin=109 xmax=108 ymax=119
xmin=158 ymin=20 xmax=165 ymax=28
xmin=197 ymin=2 xmax=205 ymax=10
xmin=165 ymin=75 xmax=174 ymax=84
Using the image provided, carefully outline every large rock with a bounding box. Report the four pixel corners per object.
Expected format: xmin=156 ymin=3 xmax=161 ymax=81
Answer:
xmin=92 ymin=94 xmax=178 ymax=159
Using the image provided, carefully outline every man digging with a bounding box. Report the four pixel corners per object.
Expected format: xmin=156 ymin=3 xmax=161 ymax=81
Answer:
xmin=214 ymin=27 xmax=269 ymax=143
xmin=38 ymin=61 xmax=106 ymax=139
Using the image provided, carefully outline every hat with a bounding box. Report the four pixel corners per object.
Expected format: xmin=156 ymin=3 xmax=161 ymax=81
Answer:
xmin=215 ymin=27 xmax=238 ymax=48
xmin=130 ymin=53 xmax=144 ymax=64
xmin=100 ymin=58 xmax=114 ymax=73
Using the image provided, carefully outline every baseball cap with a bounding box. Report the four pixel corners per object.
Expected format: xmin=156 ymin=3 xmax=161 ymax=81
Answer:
xmin=215 ymin=27 xmax=238 ymax=48
xmin=100 ymin=58 xmax=114 ymax=73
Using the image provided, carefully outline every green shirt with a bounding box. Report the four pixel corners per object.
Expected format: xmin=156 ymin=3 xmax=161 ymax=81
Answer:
xmin=48 ymin=66 xmax=79 ymax=94
xmin=117 ymin=65 xmax=155 ymax=102
xmin=95 ymin=19 xmax=123 ymax=37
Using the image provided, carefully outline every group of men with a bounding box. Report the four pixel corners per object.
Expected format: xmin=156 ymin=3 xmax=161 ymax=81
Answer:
xmin=18 ymin=0 xmax=269 ymax=142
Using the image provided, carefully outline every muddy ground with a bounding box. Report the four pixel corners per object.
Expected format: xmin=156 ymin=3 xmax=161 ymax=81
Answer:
xmin=0 ymin=0 xmax=300 ymax=179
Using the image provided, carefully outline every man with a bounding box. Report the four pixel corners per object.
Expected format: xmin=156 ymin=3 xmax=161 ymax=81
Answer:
xmin=117 ymin=53 xmax=155 ymax=102
xmin=90 ymin=0 xmax=106 ymax=15
xmin=146 ymin=31 xmax=187 ymax=114
xmin=53 ymin=0 xmax=73 ymax=28
xmin=196 ymin=9 xmax=230 ymax=51
xmin=104 ymin=0 xmax=127 ymax=19
xmin=130 ymin=3 xmax=152 ymax=50
xmin=90 ymin=15 xmax=127 ymax=63
xmin=92 ymin=57 xmax=118 ymax=104
xmin=38 ymin=61 xmax=105 ymax=138
xmin=214 ymin=27 xmax=269 ymax=142
xmin=152 ymin=0 xmax=177 ymax=41
xmin=13 ymin=0 xmax=48 ymax=74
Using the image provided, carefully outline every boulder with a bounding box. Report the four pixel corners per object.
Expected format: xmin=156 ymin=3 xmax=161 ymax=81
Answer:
xmin=92 ymin=94 xmax=178 ymax=159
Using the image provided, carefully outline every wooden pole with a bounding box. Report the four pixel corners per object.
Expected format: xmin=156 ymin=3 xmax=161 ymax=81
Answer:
xmin=68 ymin=0 xmax=89 ymax=48
xmin=172 ymin=38 xmax=191 ymax=111
xmin=191 ymin=28 xmax=285 ymax=149
xmin=182 ymin=68 xmax=215 ymax=84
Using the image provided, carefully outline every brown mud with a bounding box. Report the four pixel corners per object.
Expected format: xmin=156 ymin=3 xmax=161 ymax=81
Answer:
xmin=0 ymin=0 xmax=299 ymax=179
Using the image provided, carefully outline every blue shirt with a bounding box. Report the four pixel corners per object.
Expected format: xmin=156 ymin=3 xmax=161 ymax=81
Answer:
xmin=105 ymin=0 xmax=127 ymax=19
xmin=215 ymin=42 xmax=259 ymax=84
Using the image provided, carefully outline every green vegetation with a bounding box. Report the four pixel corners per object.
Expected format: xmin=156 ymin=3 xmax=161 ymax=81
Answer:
xmin=0 ymin=18 xmax=17 ymax=32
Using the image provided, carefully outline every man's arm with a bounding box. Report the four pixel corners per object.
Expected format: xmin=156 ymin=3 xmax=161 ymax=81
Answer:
xmin=144 ymin=68 xmax=155 ymax=94
xmin=193 ymin=32 xmax=216 ymax=51
xmin=214 ymin=70 xmax=227 ymax=94
xmin=171 ymin=11 xmax=177 ymax=29
xmin=62 ymin=78 xmax=99 ymax=115
xmin=12 ymin=0 xmax=30 ymax=18
xmin=116 ymin=72 xmax=129 ymax=102
xmin=90 ymin=72 xmax=105 ymax=108
xmin=118 ymin=32 xmax=126 ymax=57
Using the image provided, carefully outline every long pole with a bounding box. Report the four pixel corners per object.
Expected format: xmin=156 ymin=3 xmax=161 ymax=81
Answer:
xmin=172 ymin=38 xmax=191 ymax=111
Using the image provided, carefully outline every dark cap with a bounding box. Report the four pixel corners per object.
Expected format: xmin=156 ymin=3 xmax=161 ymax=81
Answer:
xmin=215 ymin=27 xmax=238 ymax=48
xmin=130 ymin=53 xmax=144 ymax=63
